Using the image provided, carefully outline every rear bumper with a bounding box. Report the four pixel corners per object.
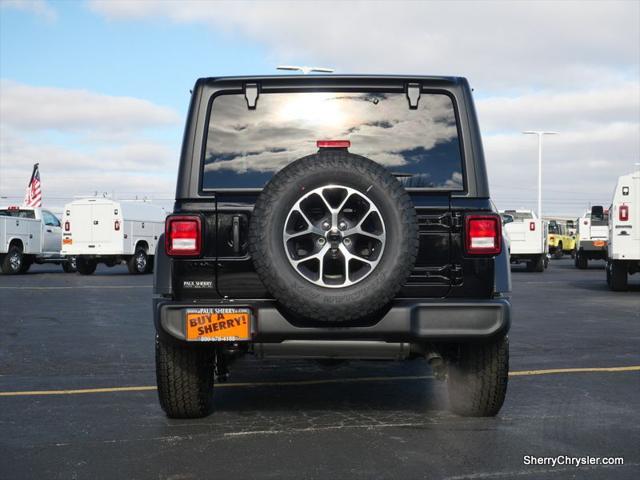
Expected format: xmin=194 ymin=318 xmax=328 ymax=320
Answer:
xmin=579 ymin=240 xmax=607 ymax=252
xmin=153 ymin=297 xmax=511 ymax=343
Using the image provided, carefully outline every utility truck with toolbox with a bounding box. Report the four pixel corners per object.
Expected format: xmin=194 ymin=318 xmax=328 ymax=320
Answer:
xmin=500 ymin=209 xmax=548 ymax=272
xmin=575 ymin=206 xmax=608 ymax=269
xmin=606 ymin=169 xmax=640 ymax=290
xmin=61 ymin=198 xmax=165 ymax=275
xmin=153 ymin=75 xmax=511 ymax=419
xmin=0 ymin=206 xmax=73 ymax=274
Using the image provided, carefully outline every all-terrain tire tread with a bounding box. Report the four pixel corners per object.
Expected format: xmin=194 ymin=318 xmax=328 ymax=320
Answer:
xmin=248 ymin=151 xmax=418 ymax=322
xmin=155 ymin=336 xmax=215 ymax=418
xmin=447 ymin=335 xmax=509 ymax=417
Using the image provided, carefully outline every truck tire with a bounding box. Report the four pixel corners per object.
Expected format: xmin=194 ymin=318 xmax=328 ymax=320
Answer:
xmin=155 ymin=335 xmax=215 ymax=418
xmin=575 ymin=252 xmax=588 ymax=269
xmin=76 ymin=257 xmax=97 ymax=275
xmin=62 ymin=257 xmax=77 ymax=273
xmin=526 ymin=255 xmax=544 ymax=272
xmin=1 ymin=245 xmax=24 ymax=274
xmin=249 ymin=150 xmax=418 ymax=323
xmin=554 ymin=243 xmax=563 ymax=259
xmin=19 ymin=257 xmax=33 ymax=273
xmin=447 ymin=335 xmax=509 ymax=417
xmin=609 ymin=260 xmax=628 ymax=291
xmin=144 ymin=256 xmax=154 ymax=274
xmin=128 ymin=247 xmax=148 ymax=274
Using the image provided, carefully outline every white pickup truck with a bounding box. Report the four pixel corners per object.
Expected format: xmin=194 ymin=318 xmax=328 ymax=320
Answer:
xmin=500 ymin=209 xmax=548 ymax=272
xmin=0 ymin=206 xmax=74 ymax=274
xmin=606 ymin=169 xmax=640 ymax=290
xmin=61 ymin=198 xmax=165 ymax=275
xmin=574 ymin=206 xmax=608 ymax=269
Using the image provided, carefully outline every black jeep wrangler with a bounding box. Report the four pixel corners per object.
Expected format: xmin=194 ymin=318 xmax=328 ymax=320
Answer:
xmin=153 ymin=75 xmax=511 ymax=418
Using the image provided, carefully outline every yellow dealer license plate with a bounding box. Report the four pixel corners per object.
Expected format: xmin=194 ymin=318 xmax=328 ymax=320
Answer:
xmin=185 ymin=308 xmax=251 ymax=342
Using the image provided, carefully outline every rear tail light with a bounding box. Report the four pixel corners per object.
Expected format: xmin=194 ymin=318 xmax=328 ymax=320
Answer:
xmin=64 ymin=221 xmax=70 ymax=232
xmin=114 ymin=220 xmax=120 ymax=231
xmin=166 ymin=215 xmax=202 ymax=256
xmin=465 ymin=215 xmax=502 ymax=255
xmin=529 ymin=221 xmax=536 ymax=231
xmin=619 ymin=205 xmax=629 ymax=222
xmin=317 ymin=140 xmax=351 ymax=149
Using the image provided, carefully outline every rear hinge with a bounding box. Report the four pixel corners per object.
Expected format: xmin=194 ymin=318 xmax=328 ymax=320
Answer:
xmin=449 ymin=264 xmax=463 ymax=285
xmin=245 ymin=83 xmax=259 ymax=109
xmin=407 ymin=83 xmax=421 ymax=109
xmin=449 ymin=212 xmax=463 ymax=232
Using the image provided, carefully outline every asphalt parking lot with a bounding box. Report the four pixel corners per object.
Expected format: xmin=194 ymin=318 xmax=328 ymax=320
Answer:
xmin=1 ymin=259 xmax=639 ymax=479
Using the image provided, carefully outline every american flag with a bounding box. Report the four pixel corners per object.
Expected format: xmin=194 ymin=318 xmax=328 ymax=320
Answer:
xmin=23 ymin=163 xmax=42 ymax=207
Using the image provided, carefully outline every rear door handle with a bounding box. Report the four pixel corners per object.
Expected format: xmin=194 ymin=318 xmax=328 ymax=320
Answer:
xmin=46 ymin=229 xmax=52 ymax=233
xmin=232 ymin=216 xmax=240 ymax=254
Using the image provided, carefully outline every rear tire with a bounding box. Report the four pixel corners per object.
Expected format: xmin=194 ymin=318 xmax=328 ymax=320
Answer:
xmin=19 ymin=257 xmax=33 ymax=274
xmin=575 ymin=252 xmax=588 ymax=269
xmin=249 ymin=150 xmax=418 ymax=323
xmin=128 ymin=248 xmax=148 ymax=274
xmin=62 ymin=257 xmax=77 ymax=273
xmin=155 ymin=335 xmax=215 ymax=418
xmin=447 ymin=335 xmax=509 ymax=417
xmin=144 ymin=256 xmax=154 ymax=274
xmin=526 ymin=255 xmax=544 ymax=272
xmin=554 ymin=243 xmax=563 ymax=259
xmin=76 ymin=257 xmax=97 ymax=275
xmin=609 ymin=260 xmax=628 ymax=291
xmin=1 ymin=245 xmax=24 ymax=274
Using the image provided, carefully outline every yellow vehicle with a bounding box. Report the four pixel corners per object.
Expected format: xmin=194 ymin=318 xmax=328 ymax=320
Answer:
xmin=548 ymin=220 xmax=576 ymax=258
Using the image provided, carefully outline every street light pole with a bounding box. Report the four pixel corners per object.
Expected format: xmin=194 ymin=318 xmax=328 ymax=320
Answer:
xmin=523 ymin=131 xmax=558 ymax=219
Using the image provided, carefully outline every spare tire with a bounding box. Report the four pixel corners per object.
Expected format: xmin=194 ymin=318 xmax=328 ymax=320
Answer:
xmin=249 ymin=149 xmax=418 ymax=323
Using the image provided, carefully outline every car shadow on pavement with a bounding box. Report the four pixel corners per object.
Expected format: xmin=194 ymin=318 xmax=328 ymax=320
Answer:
xmin=211 ymin=379 xmax=446 ymax=414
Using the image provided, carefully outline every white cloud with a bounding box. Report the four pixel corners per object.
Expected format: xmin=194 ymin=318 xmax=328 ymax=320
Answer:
xmin=477 ymin=83 xmax=640 ymax=133
xmin=1 ymin=0 xmax=57 ymax=21
xmin=0 ymin=81 xmax=180 ymax=209
xmin=88 ymin=0 xmax=639 ymax=90
xmin=86 ymin=0 xmax=640 ymax=214
xmin=0 ymin=80 xmax=180 ymax=132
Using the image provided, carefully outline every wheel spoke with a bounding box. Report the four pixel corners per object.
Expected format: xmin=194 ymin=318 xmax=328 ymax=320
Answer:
xmin=338 ymin=243 xmax=376 ymax=266
xmin=292 ymin=243 xmax=330 ymax=266
xmin=283 ymin=184 xmax=385 ymax=288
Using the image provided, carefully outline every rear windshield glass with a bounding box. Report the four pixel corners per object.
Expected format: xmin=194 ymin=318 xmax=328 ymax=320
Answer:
xmin=502 ymin=211 xmax=534 ymax=221
xmin=202 ymin=91 xmax=464 ymax=190
xmin=586 ymin=213 xmax=609 ymax=226
xmin=0 ymin=209 xmax=35 ymax=219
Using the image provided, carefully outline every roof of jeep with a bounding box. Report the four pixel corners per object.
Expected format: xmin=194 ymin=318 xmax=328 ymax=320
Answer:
xmin=196 ymin=74 xmax=466 ymax=87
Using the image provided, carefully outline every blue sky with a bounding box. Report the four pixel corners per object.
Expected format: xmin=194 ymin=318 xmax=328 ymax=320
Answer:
xmin=0 ymin=2 xmax=273 ymax=111
xmin=1 ymin=0 xmax=638 ymax=215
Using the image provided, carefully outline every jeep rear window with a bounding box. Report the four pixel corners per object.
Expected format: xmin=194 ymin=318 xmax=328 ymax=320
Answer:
xmin=202 ymin=91 xmax=464 ymax=190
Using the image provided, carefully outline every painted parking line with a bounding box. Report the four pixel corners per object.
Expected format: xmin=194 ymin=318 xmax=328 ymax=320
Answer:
xmin=0 ymin=365 xmax=638 ymax=397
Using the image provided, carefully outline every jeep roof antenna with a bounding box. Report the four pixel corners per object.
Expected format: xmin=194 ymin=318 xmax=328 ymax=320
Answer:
xmin=277 ymin=65 xmax=335 ymax=75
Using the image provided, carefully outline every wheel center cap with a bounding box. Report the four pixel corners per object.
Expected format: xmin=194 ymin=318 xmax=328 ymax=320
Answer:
xmin=327 ymin=229 xmax=342 ymax=246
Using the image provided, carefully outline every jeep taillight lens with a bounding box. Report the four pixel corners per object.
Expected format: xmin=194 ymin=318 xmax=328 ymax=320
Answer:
xmin=619 ymin=205 xmax=629 ymax=222
xmin=465 ymin=215 xmax=501 ymax=255
xmin=529 ymin=221 xmax=535 ymax=231
xmin=166 ymin=215 xmax=202 ymax=256
xmin=114 ymin=220 xmax=120 ymax=231
xmin=64 ymin=221 xmax=70 ymax=232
